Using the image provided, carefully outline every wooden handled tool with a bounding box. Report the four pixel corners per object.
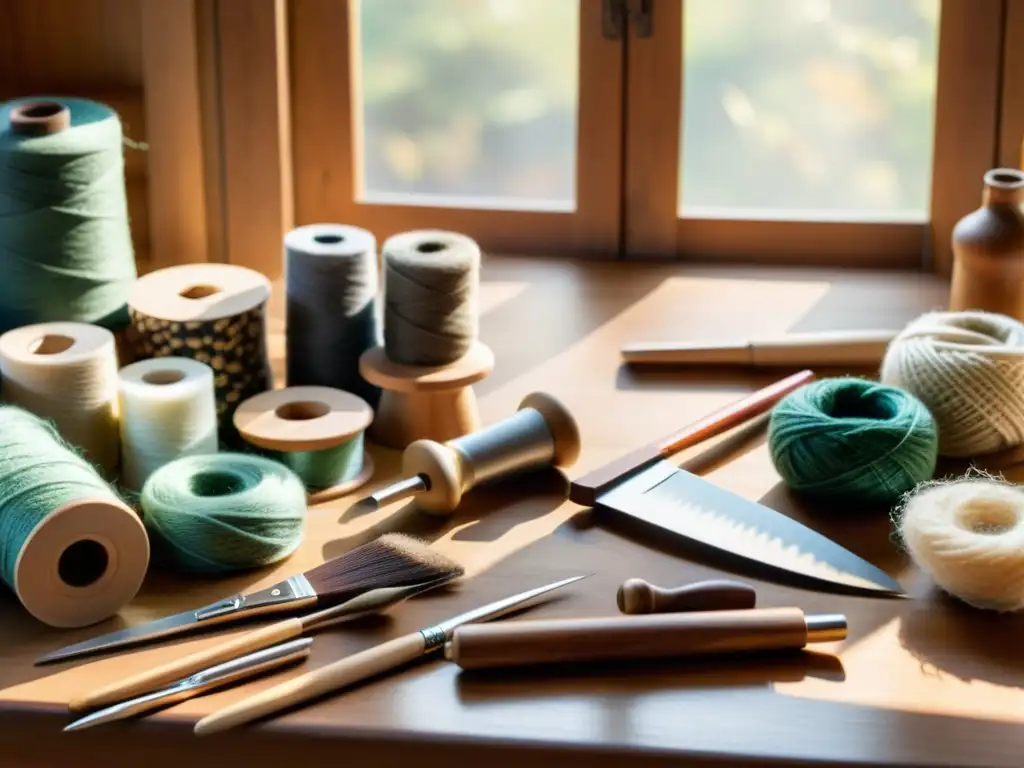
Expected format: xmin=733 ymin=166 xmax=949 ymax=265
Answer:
xmin=621 ymin=330 xmax=896 ymax=368
xmin=569 ymin=369 xmax=814 ymax=506
xmin=445 ymin=608 xmax=847 ymax=671
xmin=616 ymin=578 xmax=757 ymax=615
xmin=368 ymin=391 xmax=581 ymax=514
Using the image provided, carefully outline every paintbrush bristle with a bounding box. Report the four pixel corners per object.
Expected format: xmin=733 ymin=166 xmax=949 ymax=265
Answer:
xmin=305 ymin=534 xmax=464 ymax=601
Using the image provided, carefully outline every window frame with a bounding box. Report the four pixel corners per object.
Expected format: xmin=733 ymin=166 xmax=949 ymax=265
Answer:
xmin=623 ymin=0 xmax=1006 ymax=272
xmin=287 ymin=0 xmax=625 ymax=259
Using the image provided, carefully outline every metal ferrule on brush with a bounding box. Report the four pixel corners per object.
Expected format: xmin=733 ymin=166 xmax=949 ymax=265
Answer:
xmin=194 ymin=575 xmax=319 ymax=622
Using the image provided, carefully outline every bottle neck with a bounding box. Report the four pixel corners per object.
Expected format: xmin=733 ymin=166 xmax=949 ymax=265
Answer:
xmin=982 ymin=169 xmax=1024 ymax=206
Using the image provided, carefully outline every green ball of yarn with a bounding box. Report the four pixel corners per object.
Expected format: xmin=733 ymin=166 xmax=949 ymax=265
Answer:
xmin=140 ymin=453 xmax=307 ymax=575
xmin=767 ymin=377 xmax=938 ymax=506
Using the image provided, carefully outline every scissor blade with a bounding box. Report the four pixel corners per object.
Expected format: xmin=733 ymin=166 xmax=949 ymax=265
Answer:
xmin=598 ymin=460 xmax=904 ymax=597
xmin=36 ymin=608 xmax=205 ymax=666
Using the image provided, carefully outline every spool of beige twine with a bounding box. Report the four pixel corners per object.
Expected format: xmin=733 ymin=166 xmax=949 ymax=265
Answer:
xmin=381 ymin=230 xmax=481 ymax=367
xmin=880 ymin=310 xmax=1024 ymax=458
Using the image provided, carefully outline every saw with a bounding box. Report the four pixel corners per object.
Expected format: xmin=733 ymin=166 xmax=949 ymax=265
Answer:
xmin=569 ymin=370 xmax=904 ymax=597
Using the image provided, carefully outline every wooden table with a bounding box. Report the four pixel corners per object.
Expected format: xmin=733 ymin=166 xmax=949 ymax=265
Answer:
xmin=3 ymin=256 xmax=1022 ymax=768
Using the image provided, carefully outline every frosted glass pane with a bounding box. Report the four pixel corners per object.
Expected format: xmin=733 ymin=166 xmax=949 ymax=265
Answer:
xmin=680 ymin=0 xmax=940 ymax=221
xmin=355 ymin=0 xmax=579 ymax=211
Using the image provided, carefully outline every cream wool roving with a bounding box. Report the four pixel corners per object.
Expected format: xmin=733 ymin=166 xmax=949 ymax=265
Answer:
xmin=896 ymin=473 xmax=1024 ymax=611
xmin=880 ymin=310 xmax=1024 ymax=458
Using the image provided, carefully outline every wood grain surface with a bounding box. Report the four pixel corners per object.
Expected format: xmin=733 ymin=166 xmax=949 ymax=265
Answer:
xmin=4 ymin=256 xmax=1023 ymax=768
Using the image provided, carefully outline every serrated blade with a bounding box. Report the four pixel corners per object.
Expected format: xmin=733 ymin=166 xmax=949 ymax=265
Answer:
xmin=597 ymin=460 xmax=904 ymax=597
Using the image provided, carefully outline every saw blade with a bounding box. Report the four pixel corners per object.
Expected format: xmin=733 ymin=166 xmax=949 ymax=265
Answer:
xmin=596 ymin=459 xmax=904 ymax=596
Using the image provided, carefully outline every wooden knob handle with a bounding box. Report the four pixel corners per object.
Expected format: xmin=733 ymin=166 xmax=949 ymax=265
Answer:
xmin=617 ymin=578 xmax=757 ymax=615
xmin=9 ymin=100 xmax=71 ymax=136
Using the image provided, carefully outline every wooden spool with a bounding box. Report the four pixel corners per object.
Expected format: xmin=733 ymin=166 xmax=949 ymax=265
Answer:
xmin=358 ymin=341 xmax=494 ymax=449
xmin=234 ymin=386 xmax=375 ymax=503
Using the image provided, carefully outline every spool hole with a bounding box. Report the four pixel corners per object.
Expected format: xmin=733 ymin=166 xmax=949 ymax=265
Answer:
xmin=29 ymin=334 xmax=76 ymax=355
xmin=20 ymin=102 xmax=64 ymax=120
xmin=957 ymin=498 xmax=1019 ymax=535
xmin=191 ymin=470 xmax=247 ymax=497
xmin=416 ymin=241 xmax=448 ymax=253
xmin=275 ymin=400 xmax=330 ymax=421
xmin=314 ymin=234 xmax=345 ymax=245
xmin=987 ymin=170 xmax=1024 ymax=187
xmin=58 ymin=540 xmax=109 ymax=588
xmin=142 ymin=368 xmax=187 ymax=385
xmin=828 ymin=388 xmax=895 ymax=422
xmin=179 ymin=284 xmax=222 ymax=300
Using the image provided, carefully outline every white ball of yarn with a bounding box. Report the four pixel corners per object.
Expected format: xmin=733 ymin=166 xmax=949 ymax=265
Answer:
xmin=880 ymin=310 xmax=1024 ymax=457
xmin=897 ymin=476 xmax=1024 ymax=611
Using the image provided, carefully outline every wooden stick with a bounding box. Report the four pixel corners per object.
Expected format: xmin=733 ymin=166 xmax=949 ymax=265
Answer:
xmin=568 ymin=369 xmax=814 ymax=506
xmin=445 ymin=608 xmax=846 ymax=671
xmin=621 ymin=330 xmax=896 ymax=368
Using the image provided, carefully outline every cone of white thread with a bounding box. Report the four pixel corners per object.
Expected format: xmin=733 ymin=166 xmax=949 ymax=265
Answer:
xmin=118 ymin=358 xmax=219 ymax=491
xmin=0 ymin=321 xmax=120 ymax=476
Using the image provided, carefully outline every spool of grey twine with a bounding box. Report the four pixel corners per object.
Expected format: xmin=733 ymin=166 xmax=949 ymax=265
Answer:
xmin=284 ymin=224 xmax=381 ymax=407
xmin=382 ymin=230 xmax=481 ymax=367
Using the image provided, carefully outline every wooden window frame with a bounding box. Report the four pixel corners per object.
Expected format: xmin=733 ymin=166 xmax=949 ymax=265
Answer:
xmin=288 ymin=0 xmax=624 ymax=259
xmin=143 ymin=0 xmax=1019 ymax=277
xmin=623 ymin=0 xmax=1006 ymax=272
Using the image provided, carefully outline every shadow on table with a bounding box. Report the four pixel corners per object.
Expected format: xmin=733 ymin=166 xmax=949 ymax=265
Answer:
xmin=323 ymin=468 xmax=570 ymax=562
xmin=454 ymin=649 xmax=845 ymax=703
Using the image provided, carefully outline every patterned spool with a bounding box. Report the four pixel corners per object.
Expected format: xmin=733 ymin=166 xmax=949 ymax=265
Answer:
xmin=126 ymin=264 xmax=272 ymax=431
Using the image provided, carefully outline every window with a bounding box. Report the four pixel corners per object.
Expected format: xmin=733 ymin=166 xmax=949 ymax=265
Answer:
xmin=213 ymin=0 xmax=1016 ymax=272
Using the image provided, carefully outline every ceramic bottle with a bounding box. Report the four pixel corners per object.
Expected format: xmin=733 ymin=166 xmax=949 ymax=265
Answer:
xmin=949 ymin=169 xmax=1024 ymax=320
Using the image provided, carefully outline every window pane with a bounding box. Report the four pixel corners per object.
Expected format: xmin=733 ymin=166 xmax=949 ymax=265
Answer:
xmin=354 ymin=0 xmax=579 ymax=212
xmin=679 ymin=0 xmax=940 ymax=222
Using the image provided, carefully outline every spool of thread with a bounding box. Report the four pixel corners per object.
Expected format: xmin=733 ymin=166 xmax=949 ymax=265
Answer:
xmin=767 ymin=377 xmax=938 ymax=506
xmin=285 ymin=224 xmax=381 ymax=407
xmin=0 ymin=405 xmax=149 ymax=628
xmin=140 ymin=453 xmax=307 ymax=575
xmin=0 ymin=98 xmax=137 ymax=334
xmin=896 ymin=475 xmax=1024 ymax=611
xmin=881 ymin=310 xmax=1024 ymax=458
xmin=0 ymin=322 xmax=120 ymax=476
xmin=234 ymin=386 xmax=374 ymax=503
xmin=127 ymin=263 xmax=272 ymax=431
xmin=118 ymin=357 xmax=219 ymax=492
xmin=382 ymin=230 xmax=480 ymax=366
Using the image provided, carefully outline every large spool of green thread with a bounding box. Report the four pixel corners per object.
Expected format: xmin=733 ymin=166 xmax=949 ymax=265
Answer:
xmin=233 ymin=386 xmax=375 ymax=503
xmin=0 ymin=98 xmax=138 ymax=334
xmin=767 ymin=377 xmax=939 ymax=506
xmin=0 ymin=405 xmax=149 ymax=628
xmin=140 ymin=453 xmax=308 ymax=575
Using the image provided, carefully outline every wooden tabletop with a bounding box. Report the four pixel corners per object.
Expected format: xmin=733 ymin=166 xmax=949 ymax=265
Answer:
xmin=3 ymin=255 xmax=1023 ymax=768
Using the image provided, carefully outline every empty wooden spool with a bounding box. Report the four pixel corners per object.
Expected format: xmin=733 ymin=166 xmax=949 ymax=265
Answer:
xmin=358 ymin=341 xmax=494 ymax=449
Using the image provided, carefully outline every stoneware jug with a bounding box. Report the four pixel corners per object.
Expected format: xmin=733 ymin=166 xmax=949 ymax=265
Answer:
xmin=949 ymin=168 xmax=1024 ymax=320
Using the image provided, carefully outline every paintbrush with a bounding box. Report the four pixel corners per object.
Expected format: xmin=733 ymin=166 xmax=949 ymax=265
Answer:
xmin=37 ymin=534 xmax=465 ymax=666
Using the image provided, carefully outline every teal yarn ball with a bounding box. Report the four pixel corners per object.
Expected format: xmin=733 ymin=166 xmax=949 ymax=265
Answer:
xmin=767 ymin=378 xmax=938 ymax=506
xmin=0 ymin=97 xmax=137 ymax=333
xmin=0 ymin=405 xmax=127 ymax=590
xmin=140 ymin=453 xmax=308 ymax=575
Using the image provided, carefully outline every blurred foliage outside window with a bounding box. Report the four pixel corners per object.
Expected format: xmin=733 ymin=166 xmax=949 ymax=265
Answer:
xmin=355 ymin=0 xmax=939 ymax=221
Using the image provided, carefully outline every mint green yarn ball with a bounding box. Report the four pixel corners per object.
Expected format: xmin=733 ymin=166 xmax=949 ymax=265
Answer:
xmin=140 ymin=453 xmax=308 ymax=575
xmin=767 ymin=378 xmax=938 ymax=506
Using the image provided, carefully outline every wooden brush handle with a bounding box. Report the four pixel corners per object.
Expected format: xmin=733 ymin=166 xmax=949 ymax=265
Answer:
xmin=621 ymin=330 xmax=896 ymax=367
xmin=194 ymin=631 xmax=427 ymax=736
xmin=616 ymin=578 xmax=757 ymax=615
xmin=69 ymin=618 xmax=304 ymax=713
xmin=445 ymin=608 xmax=813 ymax=670
xmin=569 ymin=370 xmax=814 ymax=506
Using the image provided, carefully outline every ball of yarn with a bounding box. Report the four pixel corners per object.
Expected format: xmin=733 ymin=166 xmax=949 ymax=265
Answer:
xmin=768 ymin=377 xmax=938 ymax=505
xmin=881 ymin=310 xmax=1024 ymax=457
xmin=896 ymin=475 xmax=1024 ymax=611
xmin=140 ymin=453 xmax=307 ymax=575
